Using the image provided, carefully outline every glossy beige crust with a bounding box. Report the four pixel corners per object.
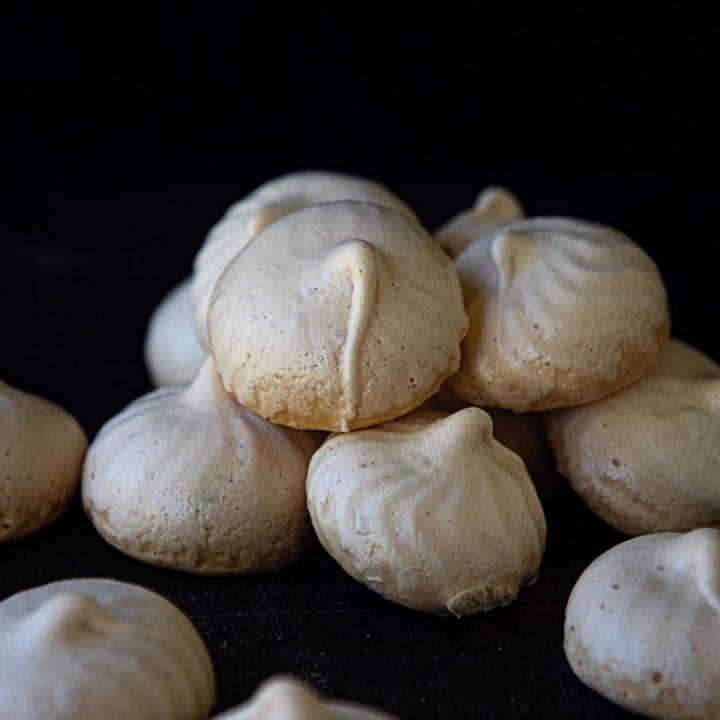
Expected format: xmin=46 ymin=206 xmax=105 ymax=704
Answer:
xmin=448 ymin=217 xmax=670 ymax=412
xmin=144 ymin=278 xmax=207 ymax=387
xmin=1 ymin=380 xmax=87 ymax=542
xmin=436 ymin=186 xmax=524 ymax=258
xmin=208 ymin=201 xmax=468 ymax=432
xmin=82 ymin=358 xmax=324 ymax=574
xmin=544 ymin=338 xmax=720 ymax=535
xmin=0 ymin=578 xmax=215 ymax=720
xmin=307 ymin=408 xmax=546 ymax=616
xmin=191 ymin=170 xmax=418 ymax=347
xmin=565 ymin=530 xmax=720 ymax=719
xmin=213 ymin=676 xmax=400 ymax=720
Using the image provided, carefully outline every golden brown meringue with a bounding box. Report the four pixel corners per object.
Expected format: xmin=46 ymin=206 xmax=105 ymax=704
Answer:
xmin=208 ymin=201 xmax=468 ymax=432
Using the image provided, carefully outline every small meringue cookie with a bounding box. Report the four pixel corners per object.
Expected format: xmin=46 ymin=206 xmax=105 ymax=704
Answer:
xmin=448 ymin=217 xmax=670 ymax=412
xmin=544 ymin=338 xmax=720 ymax=535
xmin=83 ymin=357 xmax=323 ymax=574
xmin=307 ymin=407 xmax=546 ymax=616
xmin=213 ymin=676 xmax=400 ymax=720
xmin=144 ymin=278 xmax=207 ymax=387
xmin=208 ymin=201 xmax=468 ymax=432
xmin=565 ymin=529 xmax=720 ymax=719
xmin=436 ymin=186 xmax=524 ymax=258
xmin=1 ymin=379 xmax=87 ymax=542
xmin=0 ymin=578 xmax=215 ymax=720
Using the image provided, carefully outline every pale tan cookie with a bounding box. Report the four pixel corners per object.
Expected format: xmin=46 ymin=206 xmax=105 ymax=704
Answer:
xmin=448 ymin=217 xmax=670 ymax=412
xmin=306 ymin=407 xmax=546 ymax=616
xmin=144 ymin=278 xmax=207 ymax=387
xmin=565 ymin=529 xmax=720 ymax=720
xmin=544 ymin=338 xmax=720 ymax=535
xmin=0 ymin=577 xmax=215 ymax=720
xmin=1 ymin=380 xmax=87 ymax=542
xmin=213 ymin=676 xmax=400 ymax=719
xmin=436 ymin=186 xmax=524 ymax=258
xmin=192 ymin=170 xmax=417 ymax=347
xmin=208 ymin=201 xmax=468 ymax=432
xmin=82 ymin=358 xmax=323 ymax=574
xmin=422 ymin=391 xmax=558 ymax=496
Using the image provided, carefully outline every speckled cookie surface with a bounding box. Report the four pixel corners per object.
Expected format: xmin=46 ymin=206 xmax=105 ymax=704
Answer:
xmin=208 ymin=201 xmax=468 ymax=432
xmin=213 ymin=676 xmax=400 ymax=719
xmin=0 ymin=578 xmax=215 ymax=720
xmin=144 ymin=278 xmax=206 ymax=387
xmin=1 ymin=380 xmax=87 ymax=542
xmin=565 ymin=530 xmax=720 ymax=720
xmin=191 ymin=170 xmax=417 ymax=347
xmin=83 ymin=358 xmax=323 ymax=574
xmin=307 ymin=407 xmax=546 ymax=615
xmin=544 ymin=338 xmax=720 ymax=535
xmin=448 ymin=217 xmax=670 ymax=411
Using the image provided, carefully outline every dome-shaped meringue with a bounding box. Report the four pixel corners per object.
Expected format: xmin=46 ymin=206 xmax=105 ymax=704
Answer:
xmin=82 ymin=358 xmax=323 ymax=574
xmin=1 ymin=379 xmax=87 ymax=542
xmin=191 ymin=171 xmax=417 ymax=347
xmin=436 ymin=186 xmax=524 ymax=258
xmin=448 ymin=217 xmax=670 ymax=412
xmin=0 ymin=578 xmax=215 ymax=720
xmin=565 ymin=529 xmax=720 ymax=719
xmin=544 ymin=338 xmax=720 ymax=535
xmin=144 ymin=278 xmax=207 ymax=387
xmin=213 ymin=676 xmax=400 ymax=719
xmin=208 ymin=201 xmax=468 ymax=432
xmin=306 ymin=407 xmax=546 ymax=615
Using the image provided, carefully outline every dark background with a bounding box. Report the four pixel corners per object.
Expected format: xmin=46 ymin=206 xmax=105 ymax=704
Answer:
xmin=1 ymin=3 xmax=719 ymax=718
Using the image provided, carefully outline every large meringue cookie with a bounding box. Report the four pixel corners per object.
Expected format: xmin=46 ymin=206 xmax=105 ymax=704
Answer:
xmin=144 ymin=278 xmax=207 ymax=387
xmin=544 ymin=338 xmax=720 ymax=535
xmin=565 ymin=529 xmax=720 ymax=720
xmin=208 ymin=201 xmax=468 ymax=432
xmin=436 ymin=186 xmax=524 ymax=258
xmin=192 ymin=170 xmax=417 ymax=347
xmin=213 ymin=676 xmax=400 ymax=719
xmin=82 ymin=358 xmax=323 ymax=574
xmin=0 ymin=578 xmax=215 ymax=720
xmin=306 ymin=407 xmax=546 ymax=616
xmin=1 ymin=379 xmax=87 ymax=542
xmin=448 ymin=217 xmax=670 ymax=412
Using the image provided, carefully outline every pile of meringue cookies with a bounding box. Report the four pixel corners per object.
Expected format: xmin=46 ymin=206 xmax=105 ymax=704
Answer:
xmin=1 ymin=170 xmax=719 ymax=719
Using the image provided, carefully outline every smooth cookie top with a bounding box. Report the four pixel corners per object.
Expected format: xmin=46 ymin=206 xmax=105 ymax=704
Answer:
xmin=0 ymin=578 xmax=215 ymax=720
xmin=565 ymin=529 xmax=720 ymax=720
xmin=83 ymin=358 xmax=323 ymax=574
xmin=1 ymin=379 xmax=87 ymax=542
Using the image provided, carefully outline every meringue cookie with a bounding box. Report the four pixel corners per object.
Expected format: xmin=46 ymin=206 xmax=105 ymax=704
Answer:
xmin=307 ymin=407 xmax=546 ymax=615
xmin=0 ymin=578 xmax=214 ymax=720
xmin=1 ymin=379 xmax=87 ymax=542
xmin=565 ymin=529 xmax=720 ymax=719
xmin=436 ymin=186 xmax=524 ymax=258
xmin=144 ymin=278 xmax=207 ymax=387
xmin=448 ymin=217 xmax=670 ymax=412
xmin=544 ymin=338 xmax=720 ymax=534
xmin=208 ymin=201 xmax=468 ymax=432
xmin=83 ymin=357 xmax=323 ymax=574
xmin=192 ymin=170 xmax=417 ymax=347
xmin=213 ymin=676 xmax=399 ymax=719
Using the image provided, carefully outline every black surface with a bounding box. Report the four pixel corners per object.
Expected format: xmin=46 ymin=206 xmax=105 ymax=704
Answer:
xmin=2 ymin=4 xmax=719 ymax=717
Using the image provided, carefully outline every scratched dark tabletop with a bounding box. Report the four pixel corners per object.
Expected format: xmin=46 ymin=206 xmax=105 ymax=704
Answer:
xmin=1 ymin=176 xmax=718 ymax=718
